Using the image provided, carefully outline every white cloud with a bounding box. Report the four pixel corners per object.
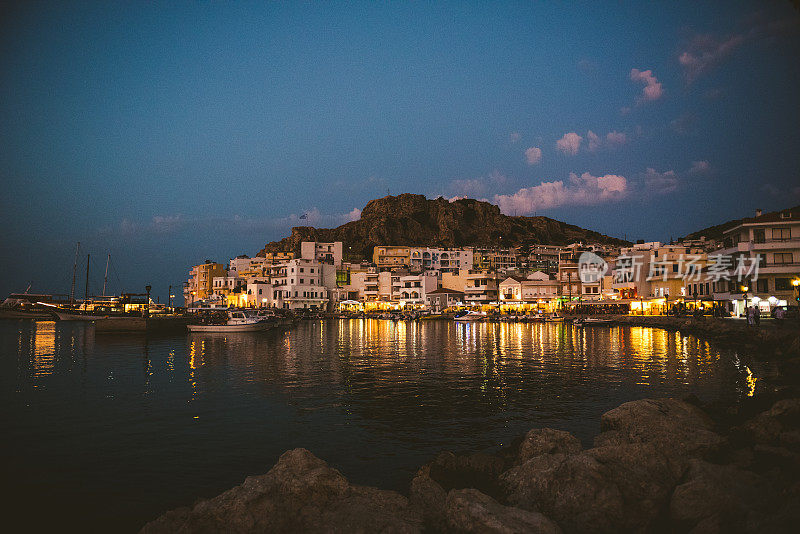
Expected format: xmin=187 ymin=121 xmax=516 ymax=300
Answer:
xmin=450 ymin=178 xmax=486 ymax=197
xmin=524 ymin=146 xmax=542 ymax=164
xmin=492 ymin=171 xmax=628 ymax=214
xmin=556 ymin=132 xmax=582 ymax=155
xmin=342 ymin=208 xmax=361 ymax=222
xmin=449 ymin=171 xmax=507 ymax=198
xmin=630 ymin=68 xmax=664 ymax=103
xmin=643 ymin=168 xmax=679 ymax=195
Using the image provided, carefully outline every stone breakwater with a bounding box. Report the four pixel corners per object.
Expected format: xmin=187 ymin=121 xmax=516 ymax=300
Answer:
xmin=141 ymin=394 xmax=800 ymax=533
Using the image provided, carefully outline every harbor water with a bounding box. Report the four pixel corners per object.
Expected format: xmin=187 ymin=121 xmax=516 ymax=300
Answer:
xmin=1 ymin=319 xmax=760 ymax=532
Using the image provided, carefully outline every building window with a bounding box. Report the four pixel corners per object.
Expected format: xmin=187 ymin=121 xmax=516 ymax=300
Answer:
xmin=756 ymin=279 xmax=768 ymax=293
xmin=772 ymin=228 xmax=791 ymax=240
xmin=775 ymin=278 xmax=791 ymax=291
xmin=773 ymin=252 xmax=793 ymax=265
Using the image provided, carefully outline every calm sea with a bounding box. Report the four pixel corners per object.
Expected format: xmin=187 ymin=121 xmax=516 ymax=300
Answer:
xmin=1 ymin=319 xmax=757 ymax=532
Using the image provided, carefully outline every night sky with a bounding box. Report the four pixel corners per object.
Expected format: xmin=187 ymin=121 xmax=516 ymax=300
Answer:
xmin=2 ymin=1 xmax=799 ymax=302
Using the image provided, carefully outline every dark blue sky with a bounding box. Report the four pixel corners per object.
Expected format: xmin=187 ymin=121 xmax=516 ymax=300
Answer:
xmin=2 ymin=1 xmax=799 ymax=302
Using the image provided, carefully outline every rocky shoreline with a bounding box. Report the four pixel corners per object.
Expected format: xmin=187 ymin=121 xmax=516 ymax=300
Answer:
xmin=141 ymin=321 xmax=800 ymax=533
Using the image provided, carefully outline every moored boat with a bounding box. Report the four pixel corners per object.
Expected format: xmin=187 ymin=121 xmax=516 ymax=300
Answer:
xmin=454 ymin=310 xmax=485 ymax=322
xmin=188 ymin=311 xmax=273 ymax=333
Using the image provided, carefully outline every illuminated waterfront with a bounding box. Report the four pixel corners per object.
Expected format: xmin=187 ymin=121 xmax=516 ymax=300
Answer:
xmin=1 ymin=319 xmax=763 ymax=532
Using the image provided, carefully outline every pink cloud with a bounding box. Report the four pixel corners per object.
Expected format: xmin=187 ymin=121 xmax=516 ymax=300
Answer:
xmin=493 ymin=171 xmax=628 ymax=214
xmin=587 ymin=130 xmax=600 ymax=152
xmin=606 ymin=131 xmax=627 ymax=146
xmin=509 ymin=132 xmax=521 ymax=143
xmin=630 ymin=68 xmax=663 ymax=103
xmin=689 ymin=160 xmax=710 ymax=174
xmin=524 ymin=146 xmax=542 ymax=165
xmin=556 ymin=132 xmax=582 ymax=155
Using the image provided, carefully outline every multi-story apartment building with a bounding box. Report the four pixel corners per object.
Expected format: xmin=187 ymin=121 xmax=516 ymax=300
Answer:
xmin=714 ymin=208 xmax=800 ymax=315
xmin=301 ymin=241 xmax=343 ymax=266
xmin=373 ymin=246 xmax=412 ymax=270
xmin=184 ymin=260 xmax=226 ymax=305
xmin=464 ymin=270 xmax=500 ymax=306
xmin=397 ymin=274 xmax=439 ymax=307
xmin=268 ymin=258 xmax=329 ymax=310
xmin=612 ymin=242 xmax=708 ymax=301
xmin=228 ymin=255 xmax=269 ymax=278
xmin=472 ymin=247 xmax=517 ymax=272
xmin=425 ymin=288 xmax=465 ymax=313
xmin=499 ymin=271 xmax=560 ymax=311
xmin=408 ymin=248 xmax=473 ymax=273
xmin=517 ymin=245 xmax=563 ymax=275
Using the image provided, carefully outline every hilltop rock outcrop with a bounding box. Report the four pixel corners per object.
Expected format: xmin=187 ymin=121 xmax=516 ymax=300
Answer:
xmin=257 ymin=194 xmax=628 ymax=259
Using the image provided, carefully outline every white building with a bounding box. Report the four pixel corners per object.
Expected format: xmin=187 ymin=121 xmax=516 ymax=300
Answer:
xmin=408 ymin=248 xmax=473 ymax=273
xmin=397 ymin=273 xmax=439 ymax=307
xmin=301 ymin=241 xmax=343 ymax=266
xmin=715 ymin=207 xmax=800 ymax=315
xmin=268 ymin=258 xmax=329 ymax=310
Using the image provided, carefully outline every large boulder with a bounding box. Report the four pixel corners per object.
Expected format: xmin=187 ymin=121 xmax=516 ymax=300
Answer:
xmin=669 ymin=459 xmax=774 ymax=533
xmin=444 ymin=488 xmax=561 ymax=534
xmin=500 ymin=442 xmax=682 ymax=533
xmin=140 ymin=448 xmax=422 ymax=533
xmin=516 ymin=428 xmax=582 ymax=464
xmin=594 ymin=398 xmax=725 ymax=459
xmin=428 ymin=451 xmax=507 ymax=499
xmin=409 ymin=465 xmax=448 ymax=531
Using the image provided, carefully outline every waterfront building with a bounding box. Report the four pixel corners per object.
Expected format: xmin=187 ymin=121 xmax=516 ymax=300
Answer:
xmin=441 ymin=268 xmax=471 ymax=293
xmin=714 ymin=207 xmax=800 ymax=316
xmin=372 ymin=246 xmax=412 ymax=270
xmin=184 ymin=260 xmax=226 ymax=305
xmin=301 ymin=241 xmax=343 ymax=266
xmin=499 ymin=271 xmax=560 ymax=312
xmin=408 ymin=247 xmax=473 ymax=274
xmin=464 ymin=270 xmax=500 ymax=306
xmin=268 ymin=258 xmax=329 ymax=310
xmin=228 ymin=255 xmax=268 ymax=278
xmin=397 ymin=273 xmax=439 ymax=308
xmin=262 ymin=251 xmax=295 ymax=264
xmin=517 ymin=244 xmax=563 ymax=275
xmin=471 ymin=247 xmax=517 ymax=272
xmin=425 ymin=288 xmax=465 ymax=313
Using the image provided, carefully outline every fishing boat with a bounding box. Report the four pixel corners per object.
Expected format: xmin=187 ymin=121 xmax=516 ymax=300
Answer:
xmin=187 ymin=310 xmax=273 ymax=333
xmin=454 ymin=310 xmax=485 ymax=322
xmin=573 ymin=317 xmax=615 ymax=327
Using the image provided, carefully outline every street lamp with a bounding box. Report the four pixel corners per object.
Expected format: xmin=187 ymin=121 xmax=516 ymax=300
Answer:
xmin=740 ymin=284 xmax=749 ymax=318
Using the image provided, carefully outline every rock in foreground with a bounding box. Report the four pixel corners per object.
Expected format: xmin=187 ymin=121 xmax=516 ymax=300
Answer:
xmin=140 ymin=448 xmax=422 ymax=533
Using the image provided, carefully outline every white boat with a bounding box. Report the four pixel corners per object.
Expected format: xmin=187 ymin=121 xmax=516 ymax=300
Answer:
xmin=454 ymin=311 xmax=485 ymax=322
xmin=545 ymin=314 xmax=565 ymax=322
xmin=188 ymin=311 xmax=273 ymax=333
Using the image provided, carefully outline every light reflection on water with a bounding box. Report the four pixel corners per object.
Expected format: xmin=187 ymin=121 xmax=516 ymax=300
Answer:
xmin=1 ymin=319 xmax=763 ymax=532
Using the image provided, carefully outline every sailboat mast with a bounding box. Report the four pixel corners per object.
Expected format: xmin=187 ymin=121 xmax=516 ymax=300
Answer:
xmin=84 ymin=254 xmax=90 ymax=310
xmin=70 ymin=242 xmax=80 ymax=307
xmin=103 ymin=254 xmax=110 ymax=296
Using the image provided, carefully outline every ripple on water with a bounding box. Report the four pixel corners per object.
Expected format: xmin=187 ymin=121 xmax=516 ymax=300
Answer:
xmin=0 ymin=318 xmax=763 ymax=533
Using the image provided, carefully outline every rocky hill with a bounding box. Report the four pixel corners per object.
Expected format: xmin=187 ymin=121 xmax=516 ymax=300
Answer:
xmin=257 ymin=194 xmax=629 ymax=259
